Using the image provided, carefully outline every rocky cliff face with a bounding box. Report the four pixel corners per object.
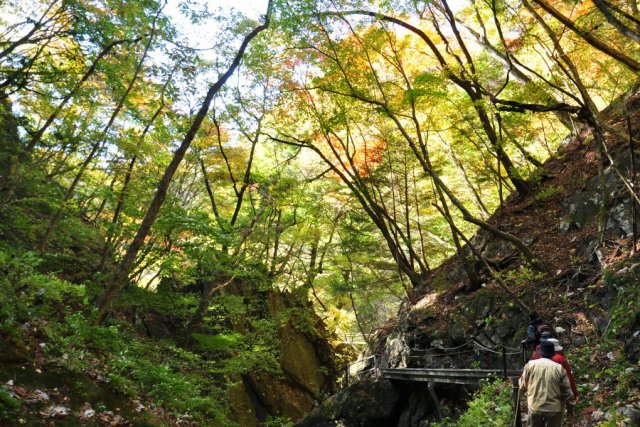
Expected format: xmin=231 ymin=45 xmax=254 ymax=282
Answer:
xmin=225 ymin=284 xmax=341 ymax=426
xmin=296 ymin=94 xmax=640 ymax=426
xmin=153 ymin=277 xmax=343 ymax=426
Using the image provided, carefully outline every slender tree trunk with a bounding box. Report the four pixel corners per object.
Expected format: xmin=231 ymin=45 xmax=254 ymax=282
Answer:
xmin=99 ymin=155 xmax=136 ymax=272
xmin=594 ymin=128 xmax=609 ymax=243
xmin=199 ymin=155 xmax=221 ymax=225
xmin=188 ymin=276 xmax=234 ymax=333
xmin=269 ymin=209 xmax=282 ymax=276
xmin=98 ymin=75 xmax=171 ymax=271
xmin=443 ymin=138 xmax=490 ymax=218
xmin=348 ymin=292 xmax=371 ymax=348
xmin=37 ymin=139 xmax=108 ymax=251
xmin=629 ymin=114 xmax=638 ymax=253
xmin=592 ymin=0 xmax=640 ymax=43
xmin=628 ymin=0 xmax=640 ymax=33
xmin=0 ymin=0 xmax=62 ymax=61
xmin=230 ymin=119 xmax=261 ymax=227
xmin=412 ymin=166 xmax=431 ymax=271
xmin=473 ymin=97 xmax=532 ymax=196
xmin=434 ymin=203 xmax=531 ymax=313
xmin=92 ymin=172 xmax=118 ymax=223
xmin=501 ymin=127 xmax=543 ymax=169
xmin=434 ymin=188 xmax=482 ymax=291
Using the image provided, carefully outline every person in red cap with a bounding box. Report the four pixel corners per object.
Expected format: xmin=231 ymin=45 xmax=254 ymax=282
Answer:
xmin=520 ymin=340 xmax=576 ymax=426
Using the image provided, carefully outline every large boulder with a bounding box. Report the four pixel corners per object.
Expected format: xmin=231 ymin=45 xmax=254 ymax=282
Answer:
xmin=563 ymin=151 xmax=640 ymax=236
xmin=296 ymin=379 xmax=401 ymax=427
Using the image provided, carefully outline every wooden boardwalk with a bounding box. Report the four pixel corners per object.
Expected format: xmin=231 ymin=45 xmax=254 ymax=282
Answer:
xmin=380 ymin=367 xmax=522 ymax=385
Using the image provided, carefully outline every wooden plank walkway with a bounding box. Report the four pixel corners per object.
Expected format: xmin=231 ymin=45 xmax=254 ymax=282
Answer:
xmin=380 ymin=367 xmax=523 ymax=385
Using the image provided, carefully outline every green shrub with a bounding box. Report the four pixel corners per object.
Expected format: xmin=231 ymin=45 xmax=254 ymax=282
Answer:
xmin=434 ymin=378 xmax=514 ymax=427
xmin=101 ymin=339 xmax=230 ymax=424
xmin=47 ymin=312 xmax=121 ymax=358
xmin=0 ymin=388 xmax=20 ymax=421
xmin=264 ymin=416 xmax=293 ymax=427
xmin=534 ymin=184 xmax=565 ymax=201
xmin=191 ymin=332 xmax=241 ymax=352
xmin=0 ymin=249 xmax=86 ymax=341
xmin=120 ymin=286 xmax=198 ymax=320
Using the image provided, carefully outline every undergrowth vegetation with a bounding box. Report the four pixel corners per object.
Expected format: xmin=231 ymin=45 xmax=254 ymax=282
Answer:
xmin=568 ymin=256 xmax=640 ymax=424
xmin=0 ymin=247 xmax=234 ymax=424
xmin=433 ymin=378 xmax=514 ymax=427
xmin=2 ymin=0 xmax=640 ymax=424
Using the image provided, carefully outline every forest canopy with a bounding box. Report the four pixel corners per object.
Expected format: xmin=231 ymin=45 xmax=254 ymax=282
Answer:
xmin=1 ymin=0 xmax=639 ymax=337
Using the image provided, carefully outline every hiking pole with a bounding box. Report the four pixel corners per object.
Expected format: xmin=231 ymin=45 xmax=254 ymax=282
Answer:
xmin=513 ymin=386 xmax=523 ymax=427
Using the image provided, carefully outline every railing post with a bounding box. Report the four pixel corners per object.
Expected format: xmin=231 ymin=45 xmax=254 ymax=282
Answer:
xmin=345 ymin=366 xmax=349 ymax=387
xmin=373 ymin=355 xmax=379 ymax=377
xmin=427 ymin=381 xmax=444 ymax=420
xmin=502 ymin=346 xmax=507 ymax=378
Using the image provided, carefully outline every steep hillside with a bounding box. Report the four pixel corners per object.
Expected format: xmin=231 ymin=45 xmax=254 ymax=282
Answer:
xmin=298 ymin=89 xmax=640 ymax=427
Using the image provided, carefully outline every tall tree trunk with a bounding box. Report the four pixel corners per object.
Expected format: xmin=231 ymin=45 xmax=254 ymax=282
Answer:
xmin=629 ymin=114 xmax=638 ymax=252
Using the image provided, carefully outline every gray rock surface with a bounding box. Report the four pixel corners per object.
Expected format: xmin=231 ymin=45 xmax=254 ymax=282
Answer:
xmin=296 ymin=379 xmax=401 ymax=427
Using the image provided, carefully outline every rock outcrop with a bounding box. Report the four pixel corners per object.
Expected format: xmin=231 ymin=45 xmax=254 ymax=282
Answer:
xmin=225 ymin=284 xmax=341 ymax=426
xmin=297 ymin=379 xmax=402 ymax=427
